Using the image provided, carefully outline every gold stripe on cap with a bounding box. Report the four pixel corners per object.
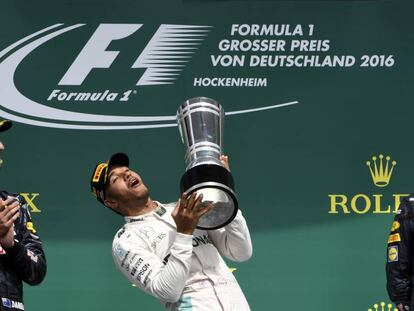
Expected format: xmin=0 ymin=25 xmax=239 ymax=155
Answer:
xmin=92 ymin=163 xmax=108 ymax=183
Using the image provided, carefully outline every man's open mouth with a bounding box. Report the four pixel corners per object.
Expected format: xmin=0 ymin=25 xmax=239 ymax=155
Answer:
xmin=130 ymin=178 xmax=139 ymax=187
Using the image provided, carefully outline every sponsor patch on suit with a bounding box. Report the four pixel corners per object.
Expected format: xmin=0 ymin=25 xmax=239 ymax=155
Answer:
xmin=388 ymin=246 xmax=399 ymax=262
xmin=388 ymin=233 xmax=401 ymax=244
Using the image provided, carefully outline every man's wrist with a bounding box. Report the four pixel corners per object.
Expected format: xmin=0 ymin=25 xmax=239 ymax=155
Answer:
xmin=177 ymin=229 xmax=194 ymax=235
xmin=2 ymin=239 xmax=15 ymax=249
xmin=176 ymin=225 xmax=196 ymax=235
xmin=0 ymin=234 xmax=15 ymax=249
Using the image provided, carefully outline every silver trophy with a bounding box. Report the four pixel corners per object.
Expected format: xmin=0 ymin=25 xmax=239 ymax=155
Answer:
xmin=177 ymin=97 xmax=238 ymax=230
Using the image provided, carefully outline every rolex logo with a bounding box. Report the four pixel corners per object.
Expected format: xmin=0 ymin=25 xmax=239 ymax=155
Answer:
xmin=366 ymin=155 xmax=397 ymax=187
xmin=328 ymin=154 xmax=407 ymax=215
xmin=367 ymin=301 xmax=397 ymax=311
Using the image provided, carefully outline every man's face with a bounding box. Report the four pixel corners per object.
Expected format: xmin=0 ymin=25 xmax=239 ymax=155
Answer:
xmin=104 ymin=166 xmax=149 ymax=210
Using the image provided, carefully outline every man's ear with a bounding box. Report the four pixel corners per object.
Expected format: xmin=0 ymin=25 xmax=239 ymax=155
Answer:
xmin=104 ymin=197 xmax=118 ymax=210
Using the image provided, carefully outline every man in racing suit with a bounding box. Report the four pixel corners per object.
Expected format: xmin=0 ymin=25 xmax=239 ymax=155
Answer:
xmin=0 ymin=120 xmax=47 ymax=311
xmin=90 ymin=152 xmax=252 ymax=310
xmin=386 ymin=194 xmax=414 ymax=310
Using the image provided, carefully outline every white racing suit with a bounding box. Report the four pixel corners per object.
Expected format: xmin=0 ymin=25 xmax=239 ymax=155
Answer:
xmin=112 ymin=202 xmax=252 ymax=310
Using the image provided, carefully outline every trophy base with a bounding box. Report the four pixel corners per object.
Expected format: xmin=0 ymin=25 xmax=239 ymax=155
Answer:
xmin=180 ymin=164 xmax=238 ymax=230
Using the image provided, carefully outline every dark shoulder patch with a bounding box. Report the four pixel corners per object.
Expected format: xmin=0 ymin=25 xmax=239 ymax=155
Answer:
xmin=397 ymin=195 xmax=414 ymax=218
xmin=155 ymin=205 xmax=166 ymax=217
xmin=117 ymin=227 xmax=126 ymax=238
xmin=163 ymin=253 xmax=171 ymax=265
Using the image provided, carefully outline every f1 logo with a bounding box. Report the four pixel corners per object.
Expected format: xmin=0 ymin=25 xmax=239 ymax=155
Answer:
xmin=58 ymin=23 xmax=211 ymax=86
xmin=59 ymin=24 xmax=143 ymax=86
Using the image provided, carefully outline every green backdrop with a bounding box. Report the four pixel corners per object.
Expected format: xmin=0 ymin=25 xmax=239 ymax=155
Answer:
xmin=0 ymin=0 xmax=412 ymax=310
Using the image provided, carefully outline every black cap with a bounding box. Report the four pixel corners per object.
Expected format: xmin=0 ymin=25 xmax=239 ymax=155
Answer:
xmin=90 ymin=153 xmax=129 ymax=204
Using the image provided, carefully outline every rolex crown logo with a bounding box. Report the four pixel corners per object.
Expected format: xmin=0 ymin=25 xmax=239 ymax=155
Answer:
xmin=367 ymin=301 xmax=397 ymax=311
xmin=366 ymin=154 xmax=397 ymax=187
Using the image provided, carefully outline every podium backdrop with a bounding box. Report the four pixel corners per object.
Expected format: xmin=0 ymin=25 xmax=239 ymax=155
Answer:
xmin=0 ymin=0 xmax=412 ymax=310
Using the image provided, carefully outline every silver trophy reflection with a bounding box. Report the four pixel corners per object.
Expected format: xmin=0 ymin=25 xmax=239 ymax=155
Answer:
xmin=177 ymin=97 xmax=238 ymax=230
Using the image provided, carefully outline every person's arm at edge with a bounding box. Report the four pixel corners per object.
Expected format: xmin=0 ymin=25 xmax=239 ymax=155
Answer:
xmin=4 ymin=201 xmax=46 ymax=286
xmin=113 ymin=231 xmax=193 ymax=302
xmin=386 ymin=196 xmax=413 ymax=310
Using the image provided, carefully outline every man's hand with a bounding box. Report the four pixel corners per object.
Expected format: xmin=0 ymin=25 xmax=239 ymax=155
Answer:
xmin=220 ymin=155 xmax=230 ymax=172
xmin=172 ymin=192 xmax=214 ymax=235
xmin=0 ymin=197 xmax=20 ymax=238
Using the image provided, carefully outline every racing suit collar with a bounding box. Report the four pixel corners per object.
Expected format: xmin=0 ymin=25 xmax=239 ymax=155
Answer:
xmin=124 ymin=202 xmax=177 ymax=229
xmin=124 ymin=201 xmax=167 ymax=223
